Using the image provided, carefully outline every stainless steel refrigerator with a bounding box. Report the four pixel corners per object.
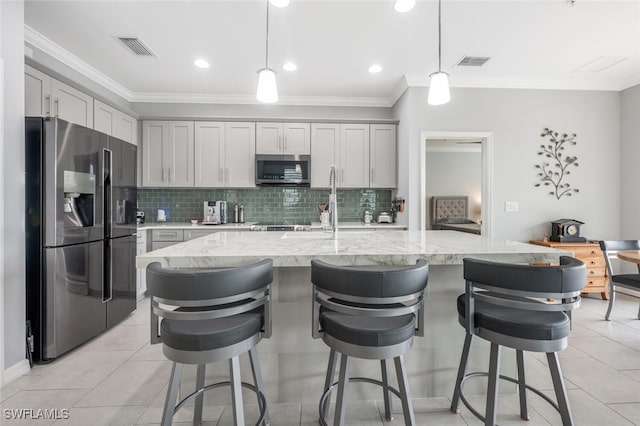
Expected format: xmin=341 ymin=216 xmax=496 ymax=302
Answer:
xmin=25 ymin=117 xmax=137 ymax=363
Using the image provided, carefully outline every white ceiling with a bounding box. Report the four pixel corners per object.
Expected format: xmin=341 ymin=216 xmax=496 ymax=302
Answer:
xmin=24 ymin=0 xmax=640 ymax=107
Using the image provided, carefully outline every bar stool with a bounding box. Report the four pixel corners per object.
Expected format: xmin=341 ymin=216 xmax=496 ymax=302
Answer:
xmin=450 ymin=256 xmax=586 ymax=426
xmin=146 ymin=259 xmax=273 ymax=426
xmin=598 ymin=240 xmax=640 ymax=320
xmin=311 ymin=259 xmax=429 ymax=426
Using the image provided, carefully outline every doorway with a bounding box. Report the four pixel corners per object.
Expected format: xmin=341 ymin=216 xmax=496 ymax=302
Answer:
xmin=419 ymin=131 xmax=494 ymax=237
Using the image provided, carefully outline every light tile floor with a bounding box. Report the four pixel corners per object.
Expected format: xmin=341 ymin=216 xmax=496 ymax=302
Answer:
xmin=2 ymin=294 xmax=640 ymax=425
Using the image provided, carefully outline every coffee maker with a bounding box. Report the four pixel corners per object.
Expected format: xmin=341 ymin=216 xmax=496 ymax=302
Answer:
xmin=203 ymin=201 xmax=227 ymax=224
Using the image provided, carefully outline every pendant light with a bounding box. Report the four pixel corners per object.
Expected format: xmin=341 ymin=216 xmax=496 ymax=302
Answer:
xmin=257 ymin=0 xmax=278 ymax=103
xmin=427 ymin=0 xmax=450 ymax=106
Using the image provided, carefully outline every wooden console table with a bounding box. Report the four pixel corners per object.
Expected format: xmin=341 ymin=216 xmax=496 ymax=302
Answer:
xmin=529 ymin=240 xmax=609 ymax=300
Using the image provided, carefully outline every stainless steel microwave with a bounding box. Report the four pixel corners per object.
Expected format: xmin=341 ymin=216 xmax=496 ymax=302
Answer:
xmin=255 ymin=154 xmax=311 ymax=186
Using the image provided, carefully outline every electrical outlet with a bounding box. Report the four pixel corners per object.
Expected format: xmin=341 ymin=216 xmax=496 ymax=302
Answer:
xmin=505 ymin=201 xmax=519 ymax=212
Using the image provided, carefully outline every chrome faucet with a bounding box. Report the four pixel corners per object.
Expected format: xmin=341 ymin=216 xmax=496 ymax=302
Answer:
xmin=328 ymin=165 xmax=338 ymax=240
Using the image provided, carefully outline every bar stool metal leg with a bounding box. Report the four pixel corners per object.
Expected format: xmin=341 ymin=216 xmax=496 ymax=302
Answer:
xmin=450 ymin=333 xmax=472 ymax=413
xmin=194 ymin=364 xmax=206 ymax=425
xmin=381 ymin=359 xmax=393 ymax=421
xmin=249 ymin=347 xmax=270 ymax=425
xmin=547 ymin=352 xmax=574 ymax=426
xmin=229 ymin=356 xmax=245 ymax=426
xmin=162 ymin=362 xmax=183 ymax=426
xmin=485 ymin=343 xmax=501 ymax=426
xmin=333 ymin=354 xmax=350 ymax=426
xmin=322 ymin=349 xmax=338 ymax=421
xmin=394 ymin=355 xmax=415 ymax=426
xmin=516 ymin=350 xmax=529 ymax=420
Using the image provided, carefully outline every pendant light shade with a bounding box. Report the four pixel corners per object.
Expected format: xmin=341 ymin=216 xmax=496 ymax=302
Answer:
xmin=428 ymin=71 xmax=450 ymax=105
xmin=257 ymin=1 xmax=278 ymax=103
xmin=257 ymin=68 xmax=278 ymax=103
xmin=427 ymin=0 xmax=450 ymax=106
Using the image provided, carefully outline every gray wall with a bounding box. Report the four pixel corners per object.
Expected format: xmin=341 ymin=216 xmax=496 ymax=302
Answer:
xmin=425 ymin=151 xmax=482 ymax=227
xmin=393 ymin=87 xmax=621 ymax=242
xmin=2 ymin=0 xmax=26 ymax=371
xmin=621 ymin=84 xmax=640 ymax=240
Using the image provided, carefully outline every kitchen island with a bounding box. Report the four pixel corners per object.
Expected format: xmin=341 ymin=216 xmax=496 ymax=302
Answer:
xmin=136 ymin=231 xmax=570 ymax=405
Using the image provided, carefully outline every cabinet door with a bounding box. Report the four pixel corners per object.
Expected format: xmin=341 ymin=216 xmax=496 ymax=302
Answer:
xmin=25 ymin=65 xmax=52 ymax=117
xmin=340 ymin=124 xmax=370 ymax=188
xmin=369 ymin=124 xmax=397 ymax=188
xmin=225 ymin=122 xmax=256 ymax=187
xmin=194 ymin=122 xmax=225 ymax=187
xmin=52 ymin=79 xmax=94 ymax=128
xmin=284 ymin=123 xmax=311 ymax=154
xmin=113 ymin=111 xmax=137 ymax=145
xmin=94 ymin=99 xmax=114 ymax=136
xmin=167 ymin=121 xmax=194 ymax=187
xmin=311 ymin=124 xmax=340 ymax=188
xmin=141 ymin=121 xmax=168 ymax=187
xmin=256 ymin=122 xmax=283 ymax=154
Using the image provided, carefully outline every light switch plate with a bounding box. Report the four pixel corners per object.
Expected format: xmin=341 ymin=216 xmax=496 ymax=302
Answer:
xmin=505 ymin=201 xmax=519 ymax=212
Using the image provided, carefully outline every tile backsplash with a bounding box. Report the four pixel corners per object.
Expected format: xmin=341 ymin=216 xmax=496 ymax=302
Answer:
xmin=137 ymin=188 xmax=392 ymax=223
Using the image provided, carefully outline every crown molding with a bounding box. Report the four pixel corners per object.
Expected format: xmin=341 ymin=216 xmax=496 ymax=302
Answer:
xmin=621 ymin=74 xmax=640 ymax=91
xmin=130 ymin=92 xmax=392 ymax=107
xmin=24 ymin=25 xmax=133 ymax=101
xmin=389 ymin=75 xmax=410 ymax=106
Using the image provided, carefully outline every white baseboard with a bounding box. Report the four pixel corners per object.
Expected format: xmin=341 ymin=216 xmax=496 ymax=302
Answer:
xmin=1 ymin=359 xmax=30 ymax=387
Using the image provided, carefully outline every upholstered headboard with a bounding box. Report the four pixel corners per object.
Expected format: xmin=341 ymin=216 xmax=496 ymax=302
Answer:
xmin=431 ymin=196 xmax=469 ymax=224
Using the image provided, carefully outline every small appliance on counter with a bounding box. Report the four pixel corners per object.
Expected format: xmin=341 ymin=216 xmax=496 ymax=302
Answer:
xmin=157 ymin=209 xmax=167 ymax=222
xmin=136 ymin=211 xmax=145 ymax=225
xmin=377 ymin=212 xmax=392 ymax=224
xmin=203 ymin=201 xmax=227 ymax=225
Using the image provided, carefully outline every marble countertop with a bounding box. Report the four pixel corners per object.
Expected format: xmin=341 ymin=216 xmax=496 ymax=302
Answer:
xmin=136 ymin=230 xmax=570 ymax=269
xmin=309 ymin=222 xmax=406 ymax=230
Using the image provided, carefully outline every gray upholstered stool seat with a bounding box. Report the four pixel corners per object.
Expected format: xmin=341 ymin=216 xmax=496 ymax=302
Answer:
xmin=160 ymin=313 xmax=263 ymax=352
xmin=451 ymin=256 xmax=586 ymax=426
xmin=599 ymin=240 xmax=640 ymax=321
xmin=311 ymin=259 xmax=429 ymax=426
xmin=320 ymin=311 xmax=416 ymax=347
xmin=456 ymin=295 xmax=571 ymax=341
xmin=147 ymin=260 xmax=273 ymax=426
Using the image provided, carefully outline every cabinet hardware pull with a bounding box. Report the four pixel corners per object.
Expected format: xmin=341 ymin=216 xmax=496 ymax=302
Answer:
xmin=371 ymin=169 xmax=374 ymax=183
xmin=284 ymin=135 xmax=287 ymax=151
xmin=54 ymin=98 xmax=59 ymax=117
xmin=341 ymin=168 xmax=344 ymax=183
xmin=168 ymin=168 xmax=171 ymax=182
xmin=45 ymin=95 xmax=51 ymax=117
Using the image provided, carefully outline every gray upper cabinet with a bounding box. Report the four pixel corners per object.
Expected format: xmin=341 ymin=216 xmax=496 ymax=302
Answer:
xmin=142 ymin=121 xmax=194 ymax=187
xmin=25 ymin=65 xmax=52 ymax=117
xmin=340 ymin=124 xmax=370 ymax=188
xmin=26 ymin=64 xmax=94 ymax=127
xmin=256 ymin=122 xmax=310 ymax=155
xmin=194 ymin=121 xmax=225 ymax=187
xmin=311 ymin=123 xmax=370 ymax=188
xmin=194 ymin=121 xmax=256 ymax=188
xmin=51 ymin=79 xmax=94 ymax=128
xmin=311 ymin=123 xmax=341 ymax=188
xmin=94 ymin=99 xmax=138 ymax=145
xmin=369 ymin=124 xmax=397 ymax=188
xmin=311 ymin=123 xmax=396 ymax=189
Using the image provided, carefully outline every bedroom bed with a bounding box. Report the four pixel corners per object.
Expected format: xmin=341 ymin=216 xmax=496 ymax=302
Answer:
xmin=430 ymin=195 xmax=481 ymax=235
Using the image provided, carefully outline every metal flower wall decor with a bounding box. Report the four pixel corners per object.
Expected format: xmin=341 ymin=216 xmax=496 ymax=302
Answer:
xmin=534 ymin=128 xmax=579 ymax=199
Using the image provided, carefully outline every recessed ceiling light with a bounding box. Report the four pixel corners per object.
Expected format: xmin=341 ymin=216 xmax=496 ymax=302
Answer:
xmin=283 ymin=62 xmax=297 ymax=71
xmin=269 ymin=0 xmax=290 ymax=7
xmin=368 ymin=64 xmax=382 ymax=74
xmin=194 ymin=59 xmax=210 ymax=69
xmin=394 ymin=0 xmax=415 ymax=13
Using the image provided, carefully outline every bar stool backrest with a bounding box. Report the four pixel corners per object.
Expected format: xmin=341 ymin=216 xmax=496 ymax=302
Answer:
xmin=599 ymin=240 xmax=640 ymax=275
xmin=146 ymin=260 xmax=273 ymax=343
xmin=311 ymin=259 xmax=429 ymax=338
xmin=462 ymin=256 xmax=585 ymax=332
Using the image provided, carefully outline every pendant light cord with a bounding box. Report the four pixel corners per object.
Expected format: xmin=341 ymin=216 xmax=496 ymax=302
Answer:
xmin=437 ymin=0 xmax=442 ymax=72
xmin=265 ymin=0 xmax=270 ymax=69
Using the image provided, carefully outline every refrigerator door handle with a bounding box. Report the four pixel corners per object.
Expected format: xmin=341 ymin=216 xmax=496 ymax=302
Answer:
xmin=103 ymin=240 xmax=112 ymax=303
xmin=103 ymin=149 xmax=113 ymax=238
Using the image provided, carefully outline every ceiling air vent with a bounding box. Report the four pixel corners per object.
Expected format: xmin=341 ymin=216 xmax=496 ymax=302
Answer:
xmin=116 ymin=37 xmax=156 ymax=57
xmin=455 ymin=56 xmax=491 ymax=67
